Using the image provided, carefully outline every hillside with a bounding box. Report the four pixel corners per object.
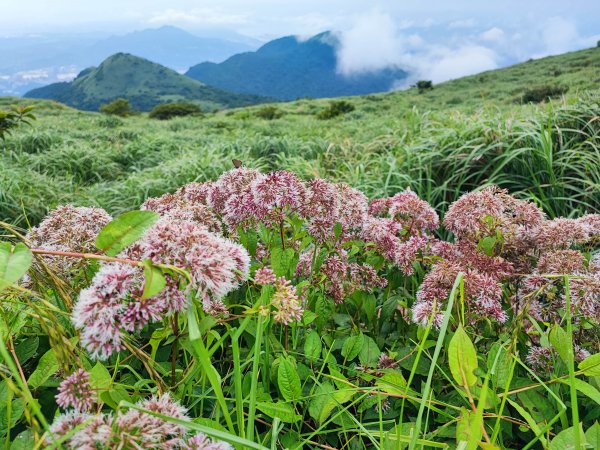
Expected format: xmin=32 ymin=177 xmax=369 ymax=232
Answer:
xmin=186 ymin=31 xmax=408 ymax=100
xmin=23 ymin=53 xmax=269 ymax=111
xmin=2 ymin=47 xmax=599 ymax=227
xmin=0 ymin=27 xmax=258 ymax=96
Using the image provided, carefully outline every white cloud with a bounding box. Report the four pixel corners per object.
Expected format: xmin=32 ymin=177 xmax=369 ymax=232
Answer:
xmin=480 ymin=27 xmax=505 ymax=42
xmin=335 ymin=11 xmax=499 ymax=86
xmin=336 ymin=11 xmax=406 ymax=74
xmin=147 ymin=8 xmax=248 ymax=27
xmin=427 ymin=45 xmax=498 ymax=82
xmin=539 ymin=17 xmax=578 ymax=55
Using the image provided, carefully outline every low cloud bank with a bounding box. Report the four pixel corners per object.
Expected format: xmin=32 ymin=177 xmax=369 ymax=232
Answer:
xmin=334 ymin=11 xmax=598 ymax=88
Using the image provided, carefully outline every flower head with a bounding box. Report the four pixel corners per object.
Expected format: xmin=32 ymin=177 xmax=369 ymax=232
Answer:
xmin=56 ymin=369 xmax=95 ymax=412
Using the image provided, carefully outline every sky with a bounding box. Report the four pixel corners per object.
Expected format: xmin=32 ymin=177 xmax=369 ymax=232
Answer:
xmin=1 ymin=0 xmax=599 ymax=85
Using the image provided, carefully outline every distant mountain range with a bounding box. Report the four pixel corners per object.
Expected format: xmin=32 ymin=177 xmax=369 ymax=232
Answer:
xmin=25 ymin=53 xmax=268 ymax=111
xmin=186 ymin=32 xmax=408 ymax=100
xmin=0 ymin=26 xmax=258 ymax=96
xmin=19 ymin=30 xmax=411 ymax=110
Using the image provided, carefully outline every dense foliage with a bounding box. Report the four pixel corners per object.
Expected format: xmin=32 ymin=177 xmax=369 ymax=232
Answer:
xmin=1 ymin=164 xmax=599 ymax=449
xmin=0 ymin=105 xmax=35 ymax=140
xmin=149 ymin=103 xmax=204 ymax=120
xmin=100 ymin=98 xmax=134 ymax=117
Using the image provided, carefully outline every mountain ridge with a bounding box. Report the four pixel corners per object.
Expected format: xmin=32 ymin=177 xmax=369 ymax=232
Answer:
xmin=186 ymin=31 xmax=408 ymax=100
xmin=24 ymin=53 xmax=269 ymax=111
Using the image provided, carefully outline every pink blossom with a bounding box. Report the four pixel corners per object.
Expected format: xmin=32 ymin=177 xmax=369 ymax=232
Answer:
xmin=254 ymin=267 xmax=277 ymax=285
xmin=56 ymin=369 xmax=95 ymax=412
xmin=271 ymin=276 xmax=304 ymax=324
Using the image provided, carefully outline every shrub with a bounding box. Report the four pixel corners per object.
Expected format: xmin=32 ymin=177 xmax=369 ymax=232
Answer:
xmin=148 ymin=102 xmax=203 ymax=120
xmin=520 ymin=85 xmax=568 ymax=103
xmin=414 ymin=80 xmax=433 ymax=93
xmin=254 ymin=105 xmax=284 ymax=120
xmin=0 ymin=105 xmax=35 ymax=140
xmin=316 ymin=100 xmax=355 ymax=119
xmin=100 ymin=98 xmax=133 ymax=117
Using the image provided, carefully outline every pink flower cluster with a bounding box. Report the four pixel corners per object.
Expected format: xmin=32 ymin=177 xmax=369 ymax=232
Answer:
xmin=296 ymin=249 xmax=387 ymax=304
xmin=412 ymin=186 xmax=600 ymax=329
xmin=26 ymin=204 xmax=112 ymax=277
xmin=254 ymin=266 xmax=304 ymax=324
xmin=55 ymin=369 xmax=95 ymax=412
xmin=362 ymin=190 xmax=439 ymax=275
xmin=72 ymin=218 xmax=250 ymax=360
xmin=49 ymin=393 xmax=232 ymax=450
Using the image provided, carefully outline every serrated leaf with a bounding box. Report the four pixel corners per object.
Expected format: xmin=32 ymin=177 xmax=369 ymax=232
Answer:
xmin=95 ymin=210 xmax=159 ymax=256
xmin=27 ymin=348 xmax=59 ymax=389
xmin=448 ymin=325 xmax=478 ymax=387
xmin=256 ymin=401 xmax=301 ymax=423
xmin=270 ymin=247 xmax=296 ymax=278
xmin=304 ymin=331 xmax=322 ymax=363
xmin=141 ymin=259 xmax=166 ymax=299
xmin=278 ymin=358 xmax=302 ymax=402
xmin=359 ymin=335 xmax=380 ymax=367
xmin=579 ymin=353 xmax=600 ymax=377
xmin=341 ymin=333 xmax=364 ymax=361
xmin=315 ymin=296 xmax=334 ymax=330
xmin=549 ymin=325 xmax=570 ymax=363
xmin=0 ymin=242 xmax=32 ymax=292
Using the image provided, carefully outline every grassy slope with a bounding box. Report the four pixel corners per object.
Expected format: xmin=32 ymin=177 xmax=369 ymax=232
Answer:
xmin=24 ymin=53 xmax=268 ymax=111
xmin=1 ymin=46 xmax=599 ymax=226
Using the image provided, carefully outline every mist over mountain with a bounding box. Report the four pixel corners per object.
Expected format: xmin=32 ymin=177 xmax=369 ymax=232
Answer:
xmin=0 ymin=26 xmax=259 ymax=96
xmin=186 ymin=32 xmax=408 ymax=100
xmin=24 ymin=53 xmax=268 ymax=111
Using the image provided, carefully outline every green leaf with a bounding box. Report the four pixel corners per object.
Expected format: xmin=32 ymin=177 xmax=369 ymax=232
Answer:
xmin=359 ymin=335 xmax=380 ymax=367
xmin=278 ymin=358 xmax=302 ymax=402
xmin=95 ymin=210 xmax=159 ymax=256
xmin=304 ymin=331 xmax=322 ymax=363
xmin=341 ymin=333 xmax=364 ymax=362
xmin=549 ymin=325 xmax=570 ymax=363
xmin=308 ymin=381 xmax=355 ymax=425
xmin=270 ymin=247 xmax=296 ymax=278
xmin=560 ymin=378 xmax=600 ymax=407
xmin=579 ymin=353 xmax=600 ymax=377
xmin=477 ymin=236 xmax=497 ymax=257
xmin=0 ymin=242 xmax=33 ymax=292
xmin=333 ymin=222 xmax=343 ymax=239
xmin=256 ymin=401 xmax=301 ymax=423
xmin=456 ymin=407 xmax=478 ymax=445
xmin=376 ymin=370 xmax=406 ymax=395
xmin=585 ymin=422 xmax=600 ymax=450
xmin=10 ymin=430 xmax=34 ymax=450
xmin=448 ymin=325 xmax=478 ymax=387
xmin=27 ymin=348 xmax=59 ymax=389
xmin=141 ymin=259 xmax=167 ymax=299
xmin=89 ymin=362 xmax=112 ymax=405
xmin=550 ymin=425 xmax=585 ymax=450
xmin=315 ymin=296 xmax=334 ymax=330
xmin=506 ymin=398 xmax=548 ymax=448
xmin=487 ymin=342 xmax=511 ymax=387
